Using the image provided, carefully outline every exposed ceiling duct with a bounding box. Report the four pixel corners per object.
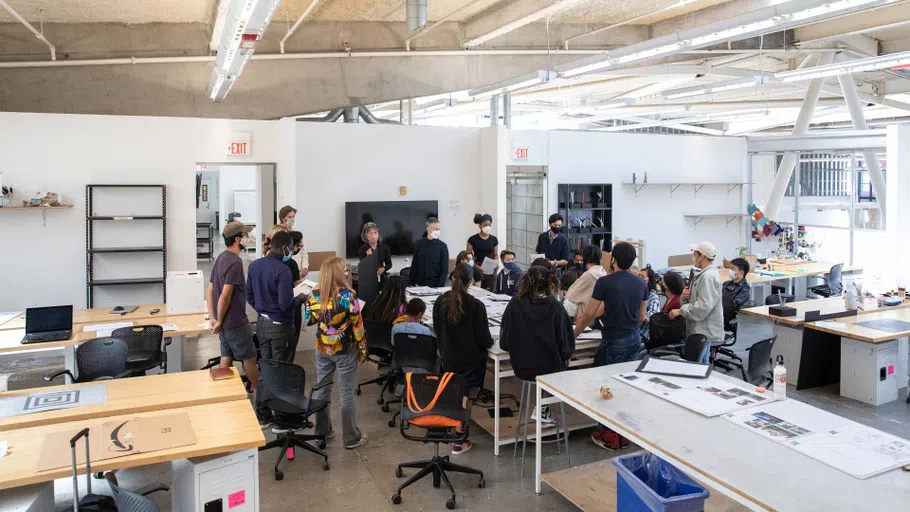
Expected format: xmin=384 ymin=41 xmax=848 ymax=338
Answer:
xmin=297 ymin=106 xmax=400 ymax=124
xmin=407 ymin=0 xmax=428 ymax=33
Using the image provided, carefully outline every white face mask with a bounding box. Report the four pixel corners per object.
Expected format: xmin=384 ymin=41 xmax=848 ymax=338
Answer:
xmin=285 ymin=217 xmax=295 ymax=227
xmin=430 ymin=230 xmax=441 ymax=240
xmin=240 ymin=235 xmax=252 ymax=248
xmin=481 ymin=226 xmax=492 ymax=235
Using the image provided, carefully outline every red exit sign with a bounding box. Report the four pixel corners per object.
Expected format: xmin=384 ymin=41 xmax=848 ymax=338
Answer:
xmin=227 ymin=133 xmax=251 ymax=156
xmin=513 ymin=146 xmax=529 ymax=160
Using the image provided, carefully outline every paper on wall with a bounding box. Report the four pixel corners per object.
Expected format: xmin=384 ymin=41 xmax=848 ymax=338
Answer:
xmin=81 ymin=322 xmax=134 ymax=337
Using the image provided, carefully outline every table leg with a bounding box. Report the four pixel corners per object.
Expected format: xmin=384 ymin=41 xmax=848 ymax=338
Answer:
xmin=534 ymin=382 xmax=542 ymax=495
xmin=494 ymin=357 xmax=501 ymax=456
xmin=165 ymin=335 xmax=184 ymax=373
xmin=64 ymin=346 xmax=77 ymax=375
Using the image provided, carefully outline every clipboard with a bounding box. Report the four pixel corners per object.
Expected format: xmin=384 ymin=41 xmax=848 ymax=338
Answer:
xmin=635 ymin=355 xmax=711 ymax=379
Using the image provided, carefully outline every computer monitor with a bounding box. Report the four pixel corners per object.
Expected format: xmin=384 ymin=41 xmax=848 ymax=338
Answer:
xmin=25 ymin=305 xmax=73 ymax=334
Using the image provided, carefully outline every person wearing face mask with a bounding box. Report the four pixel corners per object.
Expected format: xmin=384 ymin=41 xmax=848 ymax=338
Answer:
xmin=357 ymin=222 xmax=392 ymax=297
xmin=207 ymin=221 xmax=259 ymax=402
xmin=536 ymin=213 xmax=572 ymax=271
xmin=495 ymin=250 xmax=523 ymax=296
xmin=572 ymin=251 xmax=586 ymax=274
xmin=669 ymin=241 xmax=724 ymax=364
xmin=467 ymin=213 xmax=499 ymax=291
xmin=279 ymin=205 xmax=309 ymax=278
xmin=451 ymin=251 xmax=483 ymax=286
xmin=409 ymin=217 xmax=449 ymax=287
xmin=565 ymin=244 xmax=607 ymax=323
xmin=723 ymin=257 xmax=752 ymax=311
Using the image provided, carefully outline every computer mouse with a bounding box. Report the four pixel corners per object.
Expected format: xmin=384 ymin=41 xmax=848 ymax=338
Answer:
xmin=112 ymin=306 xmax=124 ymax=312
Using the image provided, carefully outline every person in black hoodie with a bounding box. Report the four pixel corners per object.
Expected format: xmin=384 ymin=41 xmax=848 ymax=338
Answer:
xmin=433 ymin=262 xmax=493 ymax=455
xmin=409 ymin=217 xmax=449 ymax=287
xmin=500 ymin=265 xmax=576 ymax=425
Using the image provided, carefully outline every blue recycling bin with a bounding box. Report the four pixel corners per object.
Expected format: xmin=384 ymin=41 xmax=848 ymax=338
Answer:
xmin=613 ymin=453 xmax=709 ymax=512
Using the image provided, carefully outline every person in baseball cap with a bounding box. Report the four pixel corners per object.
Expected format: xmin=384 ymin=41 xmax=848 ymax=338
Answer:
xmin=668 ymin=240 xmax=724 ymax=363
xmin=688 ymin=241 xmax=717 ymax=262
xmin=223 ymin=220 xmax=254 ymax=239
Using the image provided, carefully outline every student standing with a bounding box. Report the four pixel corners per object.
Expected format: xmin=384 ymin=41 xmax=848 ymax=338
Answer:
xmin=262 ymin=224 xmax=288 ymax=256
xmin=279 ymin=205 xmax=309 ymax=278
xmin=207 ymin=221 xmax=258 ymax=395
xmin=433 ymin=263 xmax=493 ymax=455
xmin=535 ymin=214 xmax=572 ymax=270
xmin=247 ymin=231 xmax=301 ymax=363
xmin=565 ymin=244 xmax=607 ymax=322
xmin=466 ymin=213 xmax=499 ymax=291
xmin=669 ymin=242 xmax=724 ymax=364
xmin=284 ymin=231 xmax=306 ymax=360
xmin=410 ymin=217 xmax=449 ymax=287
xmin=357 ymin=222 xmax=393 ymax=298
xmin=723 ymin=257 xmax=753 ymax=311
xmin=306 ymin=257 xmax=369 ymax=449
xmin=638 ymin=266 xmax=661 ymax=345
xmin=495 ymin=250 xmax=523 ymax=296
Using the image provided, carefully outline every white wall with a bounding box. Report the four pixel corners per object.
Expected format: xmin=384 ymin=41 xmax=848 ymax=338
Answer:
xmin=0 ymin=112 xmax=289 ymax=310
xmin=217 ymin=165 xmax=258 ymax=234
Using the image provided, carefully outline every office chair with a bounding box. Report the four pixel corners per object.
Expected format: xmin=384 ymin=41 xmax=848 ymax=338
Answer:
xmin=399 ymin=267 xmax=411 ymax=283
xmin=392 ymin=372 xmax=485 ymax=510
xmin=645 ymin=312 xmax=686 ymax=358
xmin=104 ymin=473 xmax=169 ymax=512
xmin=45 ymin=337 xmax=131 ymax=384
xmin=357 ymin=320 xmax=395 ymax=401
xmin=258 ymin=359 xmax=332 ymax=479
xmin=683 ymin=334 xmax=710 ymax=363
xmin=386 ymin=332 xmax=440 ymax=427
xmin=110 ymin=325 xmax=170 ymax=376
xmin=744 ymin=336 xmax=776 ymax=386
xmin=809 ymin=263 xmax=844 ymax=298
xmin=765 ymin=293 xmax=795 ymax=306
xmin=711 ymin=297 xmax=746 ymax=379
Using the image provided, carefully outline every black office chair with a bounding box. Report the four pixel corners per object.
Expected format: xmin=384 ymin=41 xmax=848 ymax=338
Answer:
xmin=392 ymin=372 xmax=484 ymax=510
xmin=399 ymin=267 xmax=411 ymax=284
xmin=765 ymin=293 xmax=795 ymax=306
xmin=683 ymin=334 xmax=710 ymax=363
xmin=258 ymin=359 xmax=332 ymax=479
xmin=809 ymin=263 xmax=844 ymax=298
xmin=744 ymin=336 xmax=776 ymax=386
xmin=104 ymin=473 xmax=169 ymax=512
xmin=387 ymin=332 xmax=440 ymax=427
xmin=357 ymin=320 xmax=395 ymax=401
xmin=645 ymin=312 xmax=686 ymax=353
xmin=711 ymin=297 xmax=746 ymax=379
xmin=45 ymin=337 xmax=131 ymax=384
xmin=110 ymin=325 xmax=170 ymax=376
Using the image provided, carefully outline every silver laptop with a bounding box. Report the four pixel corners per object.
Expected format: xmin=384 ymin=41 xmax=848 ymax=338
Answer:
xmin=21 ymin=305 xmax=74 ymax=344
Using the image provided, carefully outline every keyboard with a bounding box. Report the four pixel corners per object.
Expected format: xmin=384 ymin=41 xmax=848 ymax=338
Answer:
xmin=21 ymin=330 xmax=72 ymax=344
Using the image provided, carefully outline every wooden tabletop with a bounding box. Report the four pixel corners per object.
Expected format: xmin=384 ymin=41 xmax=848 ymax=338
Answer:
xmin=536 ymin=362 xmax=910 ymax=511
xmin=740 ymin=297 xmax=910 ymax=327
xmin=804 ymin=307 xmax=910 ymax=343
xmin=0 ymin=304 xmax=200 ymax=331
xmin=0 ymin=399 xmax=265 ymax=490
xmin=0 ymin=313 xmax=208 ymax=355
xmin=670 ymin=262 xmax=859 ymax=285
xmin=0 ymin=369 xmax=246 ymax=432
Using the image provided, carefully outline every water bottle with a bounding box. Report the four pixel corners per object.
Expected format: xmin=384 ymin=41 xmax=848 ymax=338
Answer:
xmin=773 ymin=355 xmax=787 ymax=400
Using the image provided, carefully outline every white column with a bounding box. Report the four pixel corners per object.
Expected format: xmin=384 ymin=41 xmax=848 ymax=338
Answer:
xmin=838 ymin=73 xmax=887 ymax=214
xmin=763 ymin=52 xmax=835 ymax=219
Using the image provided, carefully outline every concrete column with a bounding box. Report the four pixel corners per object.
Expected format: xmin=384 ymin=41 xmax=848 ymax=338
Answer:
xmin=490 ymin=95 xmax=500 ymax=126
xmin=408 ymin=99 xmax=414 ymax=125
xmin=503 ymin=92 xmax=512 ymax=129
xmin=838 ymin=73 xmax=887 ymax=214
xmin=763 ymin=52 xmax=835 ymax=219
xmin=399 ymin=100 xmax=405 ymax=124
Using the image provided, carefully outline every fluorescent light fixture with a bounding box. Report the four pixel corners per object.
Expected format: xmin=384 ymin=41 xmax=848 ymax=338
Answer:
xmin=776 ymin=49 xmax=910 ymax=82
xmin=464 ymin=0 xmax=592 ymax=48
xmin=591 ymin=98 xmax=635 ymax=110
xmin=663 ymin=76 xmax=770 ymax=99
xmin=413 ymin=98 xmax=458 ymax=115
xmin=558 ymin=0 xmax=888 ymax=79
xmin=468 ymin=70 xmax=558 ymax=100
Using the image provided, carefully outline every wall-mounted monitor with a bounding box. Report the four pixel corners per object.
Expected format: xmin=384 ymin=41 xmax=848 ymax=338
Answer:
xmin=345 ymin=200 xmax=439 ymax=258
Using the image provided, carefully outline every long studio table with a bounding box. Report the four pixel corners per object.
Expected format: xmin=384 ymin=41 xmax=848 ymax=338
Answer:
xmin=533 ymin=362 xmax=910 ymax=511
xmin=0 ymin=304 xmax=184 ymax=331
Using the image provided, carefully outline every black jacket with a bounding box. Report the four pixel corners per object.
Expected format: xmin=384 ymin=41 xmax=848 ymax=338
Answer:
xmin=500 ymin=294 xmax=575 ymax=381
xmin=432 ymin=292 xmax=493 ymax=367
xmin=410 ymin=238 xmax=449 ymax=287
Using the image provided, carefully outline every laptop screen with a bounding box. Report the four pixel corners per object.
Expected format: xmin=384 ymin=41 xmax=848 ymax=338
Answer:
xmin=25 ymin=305 xmax=73 ymax=334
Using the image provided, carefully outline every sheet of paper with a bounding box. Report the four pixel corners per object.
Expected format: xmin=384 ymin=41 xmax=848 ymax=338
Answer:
xmin=487 ymin=294 xmax=513 ymax=302
xmin=0 ymin=311 xmax=23 ymax=328
xmin=0 ymin=384 xmax=108 ymax=418
xmin=159 ymin=323 xmax=178 ymax=332
xmin=614 ymin=372 xmax=773 ymax=417
xmin=529 ymin=253 xmax=543 ymax=264
xmin=577 ymin=331 xmax=601 ymax=340
xmin=81 ymin=321 xmax=134 ymax=337
xmin=293 ymin=279 xmax=317 ymax=297
xmin=639 ymin=357 xmax=710 ymax=378
xmin=481 ymin=257 xmax=500 ymax=276
xmin=815 ymin=321 xmax=846 ymax=329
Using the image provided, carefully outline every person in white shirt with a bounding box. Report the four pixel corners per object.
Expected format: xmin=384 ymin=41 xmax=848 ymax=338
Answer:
xmin=564 ymin=245 xmax=607 ymax=322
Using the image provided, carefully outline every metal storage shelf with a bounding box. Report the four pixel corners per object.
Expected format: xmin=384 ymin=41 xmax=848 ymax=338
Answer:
xmin=87 ymin=246 xmax=165 ymax=254
xmin=89 ymin=277 xmax=166 ymax=286
xmin=623 ymin=181 xmax=752 ymax=195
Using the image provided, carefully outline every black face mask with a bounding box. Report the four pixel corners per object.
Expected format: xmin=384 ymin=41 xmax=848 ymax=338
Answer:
xmin=550 ymin=225 xmax=561 ymax=234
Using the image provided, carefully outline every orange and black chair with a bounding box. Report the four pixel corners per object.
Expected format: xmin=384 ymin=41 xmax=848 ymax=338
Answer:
xmin=391 ymin=372 xmax=485 ymax=510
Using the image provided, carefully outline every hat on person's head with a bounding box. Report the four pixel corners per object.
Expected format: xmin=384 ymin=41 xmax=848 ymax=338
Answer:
xmin=223 ymin=221 xmax=253 ymax=238
xmin=688 ymin=241 xmax=717 ymax=260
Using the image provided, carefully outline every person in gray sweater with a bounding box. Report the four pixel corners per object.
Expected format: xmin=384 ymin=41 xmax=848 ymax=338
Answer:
xmin=669 ymin=241 xmax=724 ymax=364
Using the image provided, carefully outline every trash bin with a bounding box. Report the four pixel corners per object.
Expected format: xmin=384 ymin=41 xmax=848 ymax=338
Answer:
xmin=613 ymin=453 xmax=709 ymax=512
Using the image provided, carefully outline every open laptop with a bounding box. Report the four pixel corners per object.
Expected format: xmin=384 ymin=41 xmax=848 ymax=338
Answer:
xmin=21 ymin=305 xmax=74 ymax=344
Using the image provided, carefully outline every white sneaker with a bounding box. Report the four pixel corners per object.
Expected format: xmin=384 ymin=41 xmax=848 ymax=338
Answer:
xmin=530 ymin=405 xmax=556 ymax=426
xmin=345 ymin=433 xmax=369 ymax=449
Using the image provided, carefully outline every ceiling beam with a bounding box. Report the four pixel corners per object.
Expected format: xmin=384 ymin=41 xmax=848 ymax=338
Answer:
xmin=793 ymin=1 xmax=910 ymax=45
xmin=463 ymin=0 xmax=594 ymax=48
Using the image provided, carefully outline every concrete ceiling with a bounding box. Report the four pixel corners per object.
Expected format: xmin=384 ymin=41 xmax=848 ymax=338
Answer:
xmin=0 ymin=0 xmax=218 ymax=23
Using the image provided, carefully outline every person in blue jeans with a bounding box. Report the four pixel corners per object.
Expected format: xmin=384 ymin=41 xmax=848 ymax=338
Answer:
xmin=573 ymin=242 xmax=648 ymax=450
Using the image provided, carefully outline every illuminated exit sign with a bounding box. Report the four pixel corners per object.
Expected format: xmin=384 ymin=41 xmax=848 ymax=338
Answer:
xmin=227 ymin=133 xmax=251 ymax=156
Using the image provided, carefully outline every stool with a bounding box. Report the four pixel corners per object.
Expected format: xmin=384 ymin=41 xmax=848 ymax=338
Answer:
xmin=513 ymin=379 xmax=571 ymax=477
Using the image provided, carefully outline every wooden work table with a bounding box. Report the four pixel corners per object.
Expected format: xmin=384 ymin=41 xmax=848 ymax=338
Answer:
xmin=0 ymin=369 xmax=246 ymax=432
xmin=670 ymin=262 xmax=859 ymax=286
xmin=740 ymin=296 xmax=910 ymax=327
xmin=0 ymin=304 xmax=199 ymax=332
xmin=805 ymin=307 xmax=910 ymax=343
xmin=0 ymin=399 xmax=265 ymax=491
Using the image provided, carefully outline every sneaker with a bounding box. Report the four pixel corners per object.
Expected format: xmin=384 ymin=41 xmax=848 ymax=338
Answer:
xmin=271 ymin=426 xmax=301 ymax=434
xmin=451 ymin=441 xmax=473 ymax=455
xmin=344 ymin=433 xmax=369 ymax=449
xmin=591 ymin=430 xmax=621 ymax=450
xmin=324 ymin=431 xmax=336 ymax=441
xmin=619 ymin=435 xmax=630 ymax=448
xmin=530 ymin=405 xmax=556 ymax=426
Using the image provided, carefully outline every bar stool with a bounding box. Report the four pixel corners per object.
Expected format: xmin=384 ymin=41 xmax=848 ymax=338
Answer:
xmin=513 ymin=378 xmax=571 ymax=477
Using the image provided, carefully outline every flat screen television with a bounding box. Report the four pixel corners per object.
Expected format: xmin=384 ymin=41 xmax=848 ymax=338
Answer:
xmin=345 ymin=200 xmax=439 ymax=258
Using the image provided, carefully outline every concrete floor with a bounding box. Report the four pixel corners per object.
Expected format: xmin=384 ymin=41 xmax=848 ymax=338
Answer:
xmin=2 ymin=311 xmax=909 ymax=510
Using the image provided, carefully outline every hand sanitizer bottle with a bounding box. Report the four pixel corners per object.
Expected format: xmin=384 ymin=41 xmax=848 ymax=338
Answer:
xmin=773 ymin=355 xmax=787 ymax=400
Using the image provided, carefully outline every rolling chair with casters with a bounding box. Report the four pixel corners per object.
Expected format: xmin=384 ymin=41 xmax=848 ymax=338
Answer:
xmin=45 ymin=337 xmax=132 ymax=384
xmin=711 ymin=297 xmax=746 ymax=378
xmin=392 ymin=372 xmax=485 ymax=510
xmin=258 ymin=359 xmax=333 ymax=479
xmin=809 ymin=263 xmax=844 ymax=298
xmin=744 ymin=336 xmax=777 ymax=386
xmin=104 ymin=473 xmax=169 ymax=512
xmin=386 ymin=332 xmax=440 ymax=427
xmin=645 ymin=312 xmax=687 ymax=358
xmin=399 ymin=267 xmax=411 ymax=284
xmin=357 ymin=320 xmax=395 ymax=400
xmin=110 ymin=325 xmax=170 ymax=376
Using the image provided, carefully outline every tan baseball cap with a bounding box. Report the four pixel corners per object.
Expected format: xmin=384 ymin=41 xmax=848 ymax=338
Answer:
xmin=223 ymin=221 xmax=253 ymax=238
xmin=688 ymin=241 xmax=717 ymax=260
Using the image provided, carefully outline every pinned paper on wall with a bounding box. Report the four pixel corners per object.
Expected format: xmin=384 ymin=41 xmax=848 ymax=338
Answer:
xmin=447 ymin=200 xmax=460 ymax=217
